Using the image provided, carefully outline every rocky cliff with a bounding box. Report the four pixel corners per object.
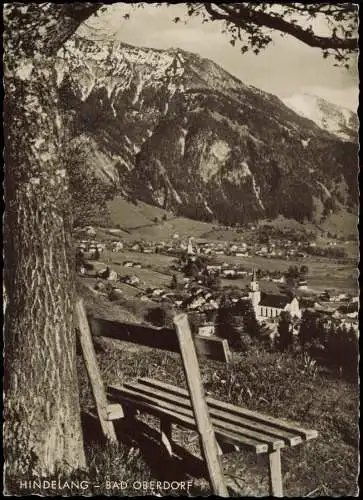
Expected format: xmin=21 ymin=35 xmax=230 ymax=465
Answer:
xmin=57 ymin=36 xmax=358 ymax=225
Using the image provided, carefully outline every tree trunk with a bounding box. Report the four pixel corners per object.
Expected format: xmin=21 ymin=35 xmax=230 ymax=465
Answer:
xmin=3 ymin=3 xmax=99 ymax=479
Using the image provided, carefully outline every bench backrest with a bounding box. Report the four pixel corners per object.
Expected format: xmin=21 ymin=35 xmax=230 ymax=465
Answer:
xmin=88 ymin=315 xmax=231 ymax=363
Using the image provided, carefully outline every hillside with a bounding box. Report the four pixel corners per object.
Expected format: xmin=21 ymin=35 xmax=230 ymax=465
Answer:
xmin=58 ymin=36 xmax=358 ymax=226
xmin=106 ymin=197 xmax=219 ymax=240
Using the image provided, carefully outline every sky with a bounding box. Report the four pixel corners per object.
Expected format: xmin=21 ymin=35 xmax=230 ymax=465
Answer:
xmin=80 ymin=3 xmax=359 ymax=111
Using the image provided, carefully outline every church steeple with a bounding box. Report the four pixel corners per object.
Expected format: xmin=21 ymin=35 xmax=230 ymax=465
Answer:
xmin=249 ymin=268 xmax=259 ymax=292
xmin=249 ymin=268 xmax=261 ymax=309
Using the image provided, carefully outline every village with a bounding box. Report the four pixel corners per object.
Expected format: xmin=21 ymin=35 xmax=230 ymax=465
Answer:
xmin=77 ymin=224 xmax=351 ymax=261
xmin=75 ymin=226 xmax=359 ymax=343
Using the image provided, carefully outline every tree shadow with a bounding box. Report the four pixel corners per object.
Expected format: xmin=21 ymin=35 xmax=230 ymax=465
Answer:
xmin=81 ymin=411 xmax=238 ymax=496
xmin=81 ymin=412 xmax=202 ymax=484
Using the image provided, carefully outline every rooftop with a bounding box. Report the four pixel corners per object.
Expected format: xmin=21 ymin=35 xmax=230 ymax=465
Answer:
xmin=259 ymin=293 xmax=292 ymax=309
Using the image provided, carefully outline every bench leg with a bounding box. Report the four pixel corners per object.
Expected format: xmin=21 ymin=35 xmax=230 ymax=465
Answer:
xmin=269 ymin=449 xmax=283 ymax=497
xmin=160 ymin=419 xmax=173 ymax=457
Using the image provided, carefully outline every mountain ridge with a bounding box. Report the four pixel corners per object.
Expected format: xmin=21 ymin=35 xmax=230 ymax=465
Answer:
xmin=58 ymin=36 xmax=358 ymax=226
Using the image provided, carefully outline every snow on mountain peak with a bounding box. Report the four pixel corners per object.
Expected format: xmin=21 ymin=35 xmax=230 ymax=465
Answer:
xmin=282 ymin=93 xmax=358 ymax=142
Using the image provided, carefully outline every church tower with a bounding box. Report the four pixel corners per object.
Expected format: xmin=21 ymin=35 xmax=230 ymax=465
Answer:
xmin=249 ymin=268 xmax=261 ymax=310
xmin=187 ymin=237 xmax=194 ymax=255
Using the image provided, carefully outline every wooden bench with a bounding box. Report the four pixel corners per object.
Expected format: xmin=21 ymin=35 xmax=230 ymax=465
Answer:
xmin=76 ymin=300 xmax=318 ymax=497
xmin=109 ymin=377 xmax=318 ymax=495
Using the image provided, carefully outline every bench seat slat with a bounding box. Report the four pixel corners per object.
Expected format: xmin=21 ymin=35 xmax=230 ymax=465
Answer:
xmin=138 ymin=378 xmax=318 ymax=441
xmin=109 ymin=388 xmax=269 ymax=454
xmin=109 ymin=385 xmax=284 ymax=451
xmin=122 ymin=382 xmax=302 ymax=446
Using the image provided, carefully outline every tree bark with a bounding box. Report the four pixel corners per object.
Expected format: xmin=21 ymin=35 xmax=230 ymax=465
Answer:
xmin=3 ymin=3 xmax=99 ymax=479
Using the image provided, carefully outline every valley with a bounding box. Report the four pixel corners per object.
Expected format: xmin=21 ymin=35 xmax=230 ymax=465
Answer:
xmin=76 ymin=197 xmax=358 ymax=325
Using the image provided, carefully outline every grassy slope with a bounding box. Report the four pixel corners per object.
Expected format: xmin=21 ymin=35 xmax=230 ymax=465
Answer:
xmin=76 ymin=291 xmax=358 ymax=497
xmin=107 ymin=197 xmax=169 ymax=230
xmin=107 ymin=197 xmax=358 ymax=242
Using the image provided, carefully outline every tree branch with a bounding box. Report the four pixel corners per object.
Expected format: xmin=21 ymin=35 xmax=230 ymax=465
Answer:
xmin=4 ymin=3 xmax=102 ymax=59
xmin=203 ymin=2 xmax=357 ymax=51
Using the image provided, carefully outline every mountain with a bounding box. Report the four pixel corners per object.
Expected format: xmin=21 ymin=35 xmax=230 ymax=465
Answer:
xmin=282 ymin=93 xmax=358 ymax=143
xmin=57 ymin=36 xmax=358 ymax=226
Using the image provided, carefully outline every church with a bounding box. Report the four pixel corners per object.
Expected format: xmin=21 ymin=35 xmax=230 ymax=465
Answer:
xmin=248 ymin=269 xmax=301 ymax=323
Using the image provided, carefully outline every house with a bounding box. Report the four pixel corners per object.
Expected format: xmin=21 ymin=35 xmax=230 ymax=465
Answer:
xmin=206 ymin=299 xmax=219 ymax=309
xmin=140 ymin=295 xmax=152 ymax=302
xmin=198 ymin=323 xmax=215 ymax=337
xmin=85 ymin=226 xmax=96 ymax=237
xmin=97 ymin=267 xmax=117 ymax=281
xmin=272 ymin=276 xmax=286 ymax=284
xmin=222 ymin=269 xmax=236 ymax=278
xmin=248 ymin=269 xmax=301 ymax=322
xmin=112 ymin=241 xmax=123 ymax=251
xmin=206 ymin=265 xmax=222 ymax=273
xmin=297 ymin=280 xmax=308 ymax=290
xmin=126 ymin=275 xmax=140 ymax=286
xmin=185 ymin=296 xmax=206 ymax=310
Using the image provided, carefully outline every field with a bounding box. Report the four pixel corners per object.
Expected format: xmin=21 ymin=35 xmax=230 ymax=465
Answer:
xmin=76 ymin=290 xmax=359 ymax=497
xmin=93 ymin=247 xmax=357 ymax=297
xmin=215 ymin=254 xmax=357 ymax=294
